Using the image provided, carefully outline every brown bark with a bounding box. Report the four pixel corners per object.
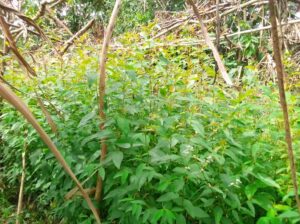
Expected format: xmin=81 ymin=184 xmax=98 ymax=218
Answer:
xmin=269 ymin=0 xmax=300 ymax=213
xmin=95 ymin=0 xmax=122 ymax=202
xmin=0 ymin=16 xmax=36 ymax=77
xmin=16 ymin=150 xmax=26 ymax=224
xmin=61 ymin=19 xmax=95 ymax=54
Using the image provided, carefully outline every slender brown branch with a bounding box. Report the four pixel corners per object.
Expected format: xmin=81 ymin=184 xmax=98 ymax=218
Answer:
xmin=95 ymin=0 xmax=122 ymax=202
xmin=65 ymin=188 xmax=96 ymax=200
xmin=33 ymin=0 xmax=65 ymax=21
xmin=213 ymin=0 xmax=221 ymax=85
xmin=46 ymin=9 xmax=73 ymax=36
xmin=0 ymin=16 xmax=36 ymax=77
xmin=0 ymin=36 xmax=8 ymax=76
xmin=16 ymin=150 xmax=26 ymax=224
xmin=220 ymin=0 xmax=261 ymax=18
xmin=269 ymin=0 xmax=300 ymax=213
xmin=50 ymin=0 xmax=66 ymax=8
xmin=153 ymin=17 xmax=191 ymax=39
xmin=187 ymin=0 xmax=233 ymax=86
xmin=61 ymin=19 xmax=95 ymax=54
xmin=0 ymin=2 xmax=47 ymax=39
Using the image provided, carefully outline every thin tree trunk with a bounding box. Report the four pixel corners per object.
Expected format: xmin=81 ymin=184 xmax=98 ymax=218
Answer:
xmin=95 ymin=0 xmax=122 ymax=202
xmin=268 ymin=0 xmax=300 ymax=213
xmin=16 ymin=150 xmax=26 ymax=224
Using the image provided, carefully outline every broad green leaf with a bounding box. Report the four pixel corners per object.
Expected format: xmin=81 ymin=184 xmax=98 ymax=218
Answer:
xmin=111 ymin=151 xmax=124 ymax=169
xmin=257 ymin=217 xmax=281 ymax=224
xmin=256 ymin=174 xmax=280 ymax=189
xmin=149 ymin=149 xmax=179 ymax=164
xmin=151 ymin=209 xmax=164 ymax=223
xmin=183 ymin=199 xmax=209 ymax=219
xmin=253 ymin=192 xmax=274 ymax=210
xmin=245 ymin=184 xmax=258 ymax=199
xmin=278 ymin=210 xmax=300 ymax=219
xmin=78 ymin=110 xmax=96 ymax=127
xmin=190 ymin=120 xmax=205 ymax=137
xmin=246 ymin=201 xmax=255 ymax=217
xmin=81 ymin=130 xmax=112 ymax=146
xmin=117 ymin=117 xmax=130 ymax=134
xmin=214 ymin=207 xmax=223 ymax=224
xmin=116 ymin=143 xmax=131 ymax=149
xmin=162 ymin=210 xmax=176 ymax=224
xmin=176 ymin=214 xmax=186 ymax=224
xmin=98 ymin=167 xmax=105 ymax=180
xmin=157 ymin=192 xmax=179 ymax=202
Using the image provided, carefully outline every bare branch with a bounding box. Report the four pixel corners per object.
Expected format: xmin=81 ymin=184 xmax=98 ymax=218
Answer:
xmin=0 ymin=16 xmax=36 ymax=77
xmin=0 ymin=2 xmax=47 ymax=39
xmin=95 ymin=0 xmax=122 ymax=202
xmin=61 ymin=19 xmax=95 ymax=54
xmin=16 ymin=150 xmax=26 ymax=224
xmin=187 ymin=0 xmax=233 ymax=86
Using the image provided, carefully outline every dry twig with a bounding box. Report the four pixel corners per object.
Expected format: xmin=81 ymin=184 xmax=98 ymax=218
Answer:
xmin=187 ymin=0 xmax=233 ymax=86
xmin=0 ymin=16 xmax=36 ymax=76
xmin=61 ymin=19 xmax=95 ymax=54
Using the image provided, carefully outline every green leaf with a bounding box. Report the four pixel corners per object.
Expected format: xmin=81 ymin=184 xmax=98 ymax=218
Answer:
xmin=149 ymin=149 xmax=180 ymax=164
xmin=190 ymin=120 xmax=205 ymax=136
xmin=253 ymin=192 xmax=274 ymax=210
xmin=78 ymin=110 xmax=96 ymax=127
xmin=86 ymin=73 xmax=97 ymax=87
xmin=172 ymin=177 xmax=185 ymax=192
xmin=116 ymin=143 xmax=131 ymax=149
xmin=98 ymin=167 xmax=105 ymax=180
xmin=246 ymin=201 xmax=255 ymax=217
xmin=257 ymin=217 xmax=281 ymax=224
xmin=183 ymin=199 xmax=209 ymax=219
xmin=163 ymin=209 xmax=176 ymax=224
xmin=157 ymin=192 xmax=179 ymax=202
xmin=214 ymin=207 xmax=223 ymax=224
xmin=278 ymin=210 xmax=300 ymax=219
xmin=256 ymin=174 xmax=280 ymax=189
xmin=117 ymin=117 xmax=130 ymax=134
xmin=151 ymin=209 xmax=164 ymax=223
xmin=245 ymin=184 xmax=258 ymax=199
xmin=111 ymin=151 xmax=124 ymax=169
xmin=81 ymin=130 xmax=112 ymax=146
xmin=176 ymin=214 xmax=186 ymax=224
xmin=257 ymin=217 xmax=270 ymax=224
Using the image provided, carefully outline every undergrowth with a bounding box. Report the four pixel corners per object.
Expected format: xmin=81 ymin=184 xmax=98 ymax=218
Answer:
xmin=1 ymin=24 xmax=300 ymax=224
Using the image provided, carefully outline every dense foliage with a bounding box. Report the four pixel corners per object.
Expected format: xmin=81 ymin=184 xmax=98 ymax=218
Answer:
xmin=1 ymin=1 xmax=300 ymax=224
xmin=1 ymin=22 xmax=300 ymax=223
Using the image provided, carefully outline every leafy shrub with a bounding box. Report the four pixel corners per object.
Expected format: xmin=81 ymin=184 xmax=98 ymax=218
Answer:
xmin=1 ymin=25 xmax=300 ymax=224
